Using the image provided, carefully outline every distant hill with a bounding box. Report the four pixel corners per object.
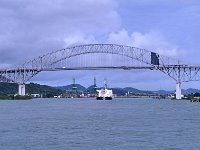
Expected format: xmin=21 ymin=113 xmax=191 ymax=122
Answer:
xmin=182 ymin=88 xmax=200 ymax=95
xmin=87 ymin=85 xmax=97 ymax=93
xmin=26 ymin=83 xmax=62 ymax=97
xmin=154 ymin=89 xmax=200 ymax=95
xmin=111 ymin=88 xmax=127 ymax=95
xmin=123 ymin=87 xmax=141 ymax=93
xmin=57 ymin=84 xmax=86 ymax=92
xmin=153 ymin=90 xmax=174 ymax=95
xmin=0 ymin=82 xmax=18 ymax=95
xmin=86 ymin=85 xmax=157 ymax=95
xmin=0 ymin=82 xmax=62 ymax=97
xmin=56 ymin=83 xmax=200 ymax=96
xmin=5 ymin=82 xmax=199 ymax=97
xmin=122 ymin=87 xmax=154 ymax=94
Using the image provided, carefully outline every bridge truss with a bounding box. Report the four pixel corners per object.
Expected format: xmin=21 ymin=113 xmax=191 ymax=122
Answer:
xmin=0 ymin=44 xmax=200 ymax=99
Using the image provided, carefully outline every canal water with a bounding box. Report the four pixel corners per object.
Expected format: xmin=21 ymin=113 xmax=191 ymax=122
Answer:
xmin=0 ymin=98 xmax=200 ymax=150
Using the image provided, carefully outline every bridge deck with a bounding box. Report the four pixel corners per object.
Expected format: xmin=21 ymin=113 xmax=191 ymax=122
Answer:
xmin=0 ymin=65 xmax=199 ymax=73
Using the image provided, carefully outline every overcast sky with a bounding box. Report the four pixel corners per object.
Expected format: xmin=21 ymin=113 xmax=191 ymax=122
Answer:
xmin=1 ymin=0 xmax=200 ymax=90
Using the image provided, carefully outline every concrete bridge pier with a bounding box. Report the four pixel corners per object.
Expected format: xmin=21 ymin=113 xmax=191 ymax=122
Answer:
xmin=176 ymin=81 xmax=181 ymax=100
xmin=18 ymin=84 xmax=25 ymax=96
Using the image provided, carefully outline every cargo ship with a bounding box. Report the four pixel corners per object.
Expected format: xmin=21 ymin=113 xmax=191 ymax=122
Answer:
xmin=96 ymin=79 xmax=113 ymax=100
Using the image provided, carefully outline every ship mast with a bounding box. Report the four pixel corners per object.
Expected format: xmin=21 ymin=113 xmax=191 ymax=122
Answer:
xmin=94 ymin=77 xmax=97 ymax=91
xmin=72 ymin=78 xmax=77 ymax=91
xmin=104 ymin=78 xmax=107 ymax=89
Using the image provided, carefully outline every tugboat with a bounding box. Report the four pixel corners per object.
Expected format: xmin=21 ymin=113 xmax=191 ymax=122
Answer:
xmin=96 ymin=79 xmax=113 ymax=100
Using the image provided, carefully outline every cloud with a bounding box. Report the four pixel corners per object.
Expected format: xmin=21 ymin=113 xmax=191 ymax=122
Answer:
xmin=64 ymin=34 xmax=97 ymax=47
xmin=107 ymin=29 xmax=186 ymax=58
xmin=0 ymin=0 xmax=121 ymax=65
xmin=0 ymin=0 xmax=187 ymax=65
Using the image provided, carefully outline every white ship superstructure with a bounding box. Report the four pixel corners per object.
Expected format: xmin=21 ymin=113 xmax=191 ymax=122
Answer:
xmin=96 ymin=79 xmax=113 ymax=100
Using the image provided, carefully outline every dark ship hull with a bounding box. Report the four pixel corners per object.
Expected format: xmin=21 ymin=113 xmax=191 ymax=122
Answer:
xmin=96 ymin=97 xmax=112 ymax=100
xmin=105 ymin=97 xmax=112 ymax=100
xmin=96 ymin=97 xmax=103 ymax=100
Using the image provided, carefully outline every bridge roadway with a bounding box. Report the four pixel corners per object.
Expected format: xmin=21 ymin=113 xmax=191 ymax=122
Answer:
xmin=0 ymin=66 xmax=154 ymax=73
xmin=0 ymin=64 xmax=196 ymax=73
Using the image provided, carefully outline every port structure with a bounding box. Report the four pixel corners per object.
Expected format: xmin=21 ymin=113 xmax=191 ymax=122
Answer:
xmin=72 ymin=78 xmax=77 ymax=91
xmin=0 ymin=44 xmax=200 ymax=99
xmin=93 ymin=77 xmax=97 ymax=91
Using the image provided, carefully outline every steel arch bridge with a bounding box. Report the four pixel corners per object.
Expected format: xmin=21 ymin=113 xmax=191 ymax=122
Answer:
xmin=0 ymin=44 xmax=200 ymax=99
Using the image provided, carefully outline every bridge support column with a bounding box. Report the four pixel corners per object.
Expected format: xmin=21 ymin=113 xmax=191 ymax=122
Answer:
xmin=176 ymin=81 xmax=181 ymax=100
xmin=18 ymin=84 xmax=25 ymax=96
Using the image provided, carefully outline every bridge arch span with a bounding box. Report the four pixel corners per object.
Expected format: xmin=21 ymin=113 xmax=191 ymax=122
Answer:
xmin=23 ymin=44 xmax=176 ymax=72
xmin=1 ymin=44 xmax=179 ymax=84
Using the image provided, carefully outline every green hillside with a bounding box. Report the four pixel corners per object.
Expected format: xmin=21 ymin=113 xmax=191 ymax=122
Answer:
xmin=26 ymin=83 xmax=63 ymax=97
xmin=0 ymin=82 xmax=18 ymax=95
xmin=123 ymin=87 xmax=154 ymax=94
xmin=0 ymin=82 xmax=62 ymax=97
xmin=87 ymin=85 xmax=98 ymax=93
